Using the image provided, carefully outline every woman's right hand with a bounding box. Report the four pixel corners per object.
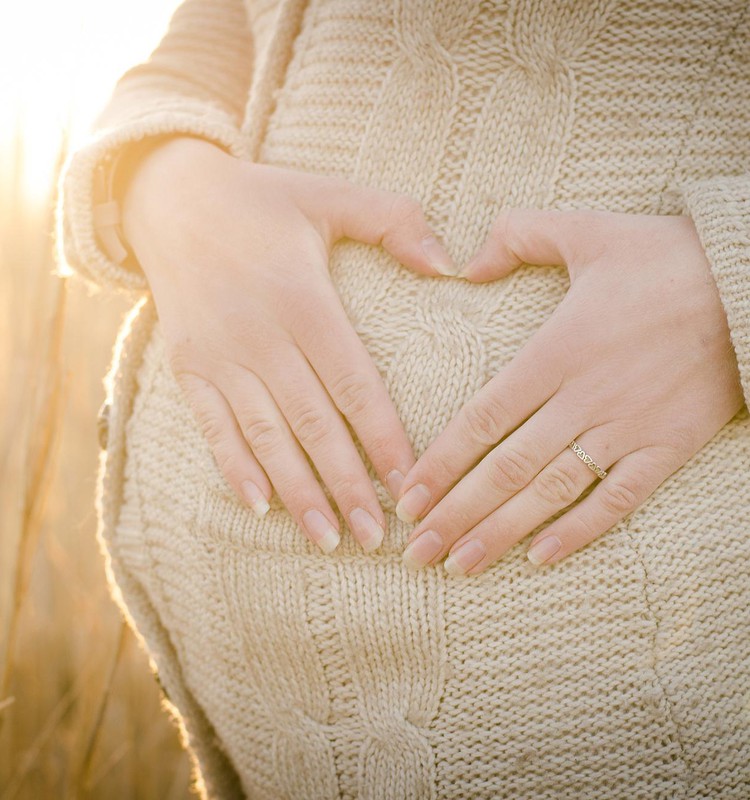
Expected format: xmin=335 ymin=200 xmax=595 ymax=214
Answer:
xmin=120 ymin=136 xmax=456 ymax=555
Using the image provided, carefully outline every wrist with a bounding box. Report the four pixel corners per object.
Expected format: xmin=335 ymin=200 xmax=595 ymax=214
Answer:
xmin=93 ymin=135 xmax=232 ymax=267
xmin=121 ymin=137 xmax=232 ymax=241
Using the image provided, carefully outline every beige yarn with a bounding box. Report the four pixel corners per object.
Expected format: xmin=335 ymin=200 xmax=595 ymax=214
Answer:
xmin=57 ymin=1 xmax=750 ymax=798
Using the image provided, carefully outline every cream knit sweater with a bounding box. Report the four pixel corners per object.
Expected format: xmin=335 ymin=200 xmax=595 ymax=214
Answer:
xmin=58 ymin=1 xmax=750 ymax=798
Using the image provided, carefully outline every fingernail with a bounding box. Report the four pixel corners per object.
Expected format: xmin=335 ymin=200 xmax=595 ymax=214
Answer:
xmin=455 ymin=253 xmax=480 ymax=279
xmin=350 ymin=507 xmax=385 ymax=553
xmin=402 ymin=529 xmax=443 ymax=570
xmin=385 ymin=469 xmax=404 ymax=500
xmin=395 ymin=484 xmax=431 ymax=523
xmin=421 ymin=235 xmax=458 ymax=276
xmin=444 ymin=540 xmax=486 ymax=576
xmin=303 ymin=509 xmax=340 ymax=554
xmin=527 ymin=536 xmax=562 ymax=566
xmin=241 ymin=480 xmax=270 ymax=518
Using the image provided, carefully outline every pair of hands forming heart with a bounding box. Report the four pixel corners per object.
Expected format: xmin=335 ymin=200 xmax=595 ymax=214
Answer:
xmin=121 ymin=137 xmax=743 ymax=572
xmin=397 ymin=209 xmax=744 ymax=574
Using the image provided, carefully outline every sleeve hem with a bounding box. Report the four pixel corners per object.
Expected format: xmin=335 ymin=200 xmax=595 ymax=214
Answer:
xmin=679 ymin=173 xmax=750 ymax=408
xmin=56 ymin=101 xmax=250 ymax=294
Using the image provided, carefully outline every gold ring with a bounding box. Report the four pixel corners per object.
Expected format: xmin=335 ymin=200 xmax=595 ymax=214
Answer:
xmin=569 ymin=439 xmax=608 ymax=480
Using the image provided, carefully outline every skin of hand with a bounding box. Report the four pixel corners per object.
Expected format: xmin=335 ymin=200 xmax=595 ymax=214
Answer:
xmin=120 ymin=136 xmax=456 ymax=555
xmin=395 ymin=208 xmax=744 ymax=575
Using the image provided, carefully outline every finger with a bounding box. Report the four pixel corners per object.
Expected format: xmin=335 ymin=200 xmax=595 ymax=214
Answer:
xmin=401 ymin=400 xmax=584 ymax=569
xmin=291 ymin=285 xmax=416 ymax=500
xmin=219 ymin=366 xmax=345 ymax=555
xmin=326 ymin=181 xmax=458 ymax=277
xmin=396 ymin=336 xmax=564 ymax=525
xmin=459 ymin=208 xmax=610 ymax=282
xmin=254 ymin=344 xmax=388 ymax=554
xmin=441 ymin=428 xmax=618 ymax=576
xmin=525 ymin=446 xmax=674 ymax=566
xmin=176 ymin=372 xmax=272 ymax=518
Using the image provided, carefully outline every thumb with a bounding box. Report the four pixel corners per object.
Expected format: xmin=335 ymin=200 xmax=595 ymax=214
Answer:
xmin=459 ymin=208 xmax=587 ymax=282
xmin=330 ymin=182 xmax=459 ymax=277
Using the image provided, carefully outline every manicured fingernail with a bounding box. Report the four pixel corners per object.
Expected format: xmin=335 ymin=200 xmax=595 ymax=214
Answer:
xmin=454 ymin=257 xmax=475 ymax=280
xmin=527 ymin=536 xmax=562 ymax=566
xmin=385 ymin=469 xmax=404 ymax=500
xmin=303 ymin=509 xmax=340 ymax=554
xmin=350 ymin=507 xmax=385 ymax=553
xmin=421 ymin=235 xmax=458 ymax=276
xmin=241 ymin=480 xmax=270 ymax=518
xmin=395 ymin=484 xmax=431 ymax=523
xmin=444 ymin=539 xmax=486 ymax=576
xmin=402 ymin=529 xmax=443 ymax=570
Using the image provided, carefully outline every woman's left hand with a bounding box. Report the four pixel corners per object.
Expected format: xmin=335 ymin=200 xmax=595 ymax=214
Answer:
xmin=395 ymin=209 xmax=744 ymax=575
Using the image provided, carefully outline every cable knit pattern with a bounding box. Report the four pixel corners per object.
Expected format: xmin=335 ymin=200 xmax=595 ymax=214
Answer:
xmin=58 ymin=1 xmax=750 ymax=797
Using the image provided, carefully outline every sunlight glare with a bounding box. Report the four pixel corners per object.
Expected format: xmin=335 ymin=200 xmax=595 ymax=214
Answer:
xmin=0 ymin=0 xmax=180 ymax=201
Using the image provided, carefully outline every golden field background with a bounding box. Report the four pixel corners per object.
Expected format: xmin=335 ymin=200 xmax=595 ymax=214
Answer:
xmin=0 ymin=2 xmax=195 ymax=797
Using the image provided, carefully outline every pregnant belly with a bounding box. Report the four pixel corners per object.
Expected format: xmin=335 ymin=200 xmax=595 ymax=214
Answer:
xmin=107 ymin=246 xmax=750 ymax=797
xmin=327 ymin=240 xmax=571 ymax=458
xmin=104 ymin=1 xmax=750 ymax=788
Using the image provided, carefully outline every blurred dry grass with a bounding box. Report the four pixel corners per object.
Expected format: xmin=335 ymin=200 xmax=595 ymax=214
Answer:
xmin=0 ymin=127 xmax=191 ymax=798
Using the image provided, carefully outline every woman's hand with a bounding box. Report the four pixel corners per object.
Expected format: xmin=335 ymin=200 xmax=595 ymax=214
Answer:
xmin=120 ymin=137 xmax=456 ymax=555
xmin=395 ymin=209 xmax=744 ymax=575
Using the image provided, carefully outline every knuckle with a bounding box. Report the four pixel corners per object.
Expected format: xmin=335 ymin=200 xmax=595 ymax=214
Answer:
xmin=382 ymin=193 xmax=423 ymax=241
xmin=166 ymin=339 xmax=198 ymax=379
xmin=327 ymin=474 xmax=361 ymax=506
xmin=222 ymin=308 xmax=254 ymax=343
xmin=493 ymin=207 xmax=542 ymax=266
xmin=285 ymin=289 xmax=332 ymax=334
xmin=359 ymin=429 xmax=393 ymax=469
xmin=331 ymin=371 xmax=371 ymax=418
xmin=494 ymin=207 xmax=521 ymax=250
xmin=564 ymin=210 xmax=609 ymax=264
xmin=221 ymin=308 xmax=284 ymax=355
xmin=389 ymin=193 xmax=423 ymax=223
xmin=598 ymin=481 xmax=638 ymax=515
xmin=421 ymin=446 xmax=460 ymax=486
xmin=438 ymin=502 xmax=479 ymax=534
xmin=486 ymin=446 xmax=534 ymax=493
xmin=213 ymin=449 xmax=241 ymax=481
xmin=285 ymin=284 xmax=319 ymax=318
xmin=291 ymin=408 xmax=329 ymax=447
xmin=461 ymin=397 xmax=506 ymax=447
xmin=535 ymin=462 xmax=582 ymax=506
xmin=242 ymin=417 xmax=280 ymax=456
xmin=196 ymin=408 xmax=224 ymax=448
xmin=666 ymin=425 xmax=698 ymax=457
xmin=576 ymin=513 xmax=599 ymax=543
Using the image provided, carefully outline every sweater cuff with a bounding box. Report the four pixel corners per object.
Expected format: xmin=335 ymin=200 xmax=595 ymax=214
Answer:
xmin=55 ymin=101 xmax=249 ymax=294
xmin=680 ymin=173 xmax=750 ymax=408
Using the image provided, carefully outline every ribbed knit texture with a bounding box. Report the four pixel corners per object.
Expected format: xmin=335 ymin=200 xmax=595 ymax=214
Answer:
xmin=55 ymin=0 xmax=256 ymax=292
xmin=681 ymin=174 xmax=750 ymax=404
xmin=59 ymin=1 xmax=750 ymax=798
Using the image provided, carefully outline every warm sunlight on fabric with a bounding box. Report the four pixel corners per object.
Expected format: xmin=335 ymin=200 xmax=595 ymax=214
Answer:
xmin=0 ymin=0 xmax=180 ymax=201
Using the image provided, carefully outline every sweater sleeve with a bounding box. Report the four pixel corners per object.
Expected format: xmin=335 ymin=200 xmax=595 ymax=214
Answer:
xmin=56 ymin=0 xmax=255 ymax=294
xmin=680 ymin=173 xmax=750 ymax=409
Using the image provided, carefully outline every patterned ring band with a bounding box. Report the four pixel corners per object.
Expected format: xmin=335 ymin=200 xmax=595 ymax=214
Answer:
xmin=569 ymin=439 xmax=608 ymax=480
